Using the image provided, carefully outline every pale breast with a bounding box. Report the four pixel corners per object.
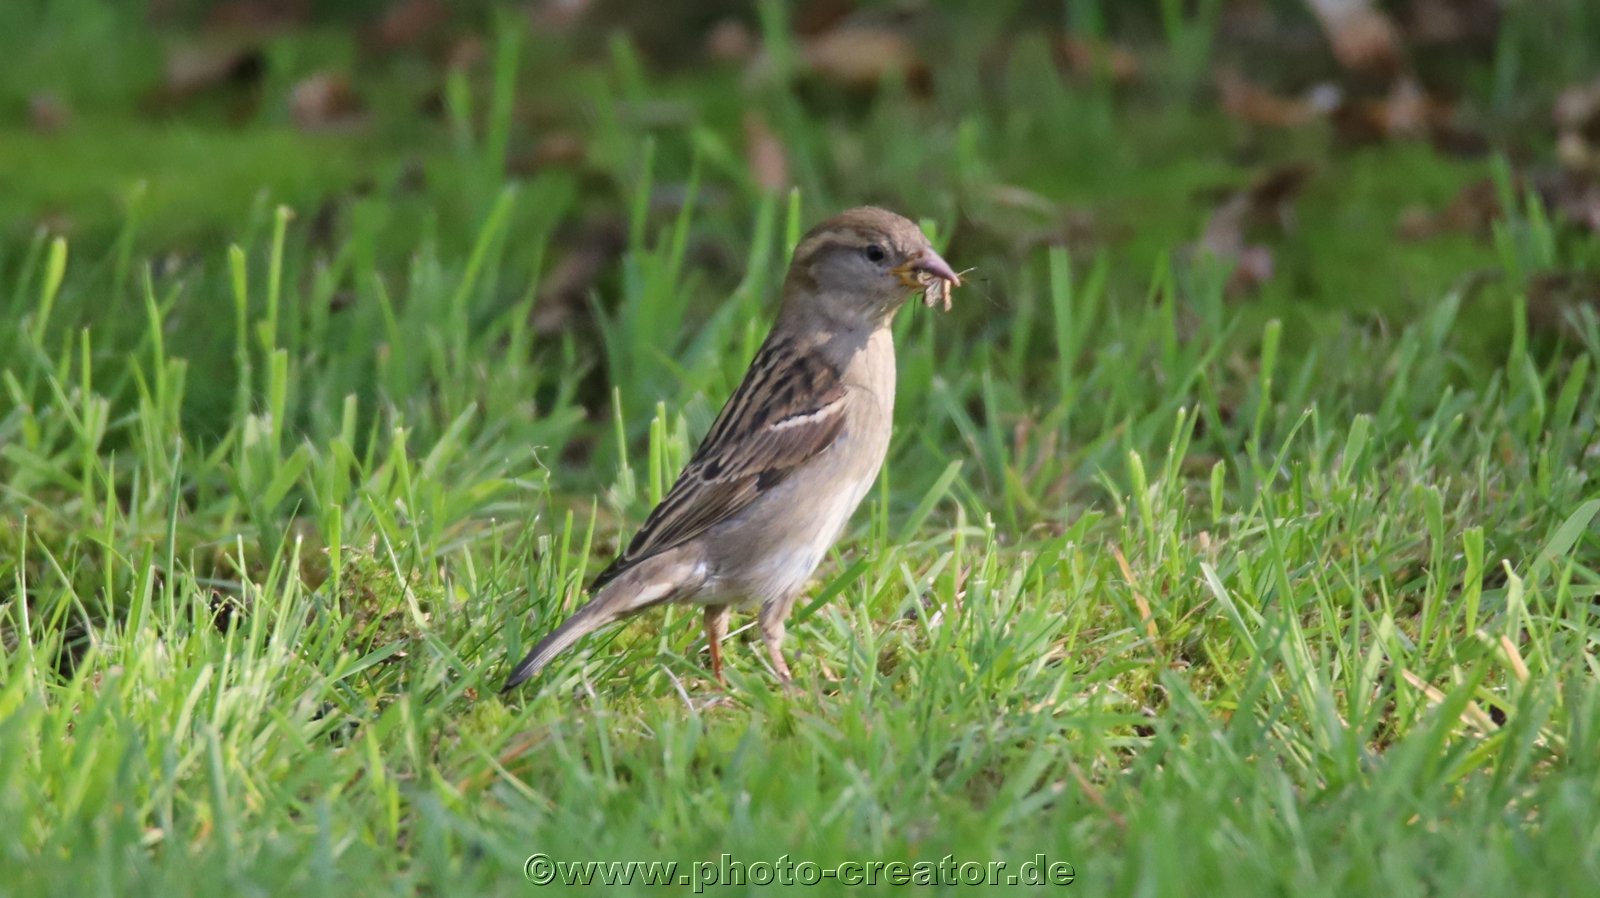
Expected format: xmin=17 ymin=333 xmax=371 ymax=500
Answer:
xmin=701 ymin=329 xmax=896 ymax=607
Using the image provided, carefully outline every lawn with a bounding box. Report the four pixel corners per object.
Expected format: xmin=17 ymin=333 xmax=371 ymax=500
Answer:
xmin=3 ymin=1 xmax=1600 ymax=895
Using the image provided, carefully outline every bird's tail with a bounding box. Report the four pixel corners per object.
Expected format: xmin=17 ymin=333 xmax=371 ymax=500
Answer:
xmin=500 ymin=547 xmax=705 ymax=692
xmin=499 ymin=601 xmax=616 ymax=692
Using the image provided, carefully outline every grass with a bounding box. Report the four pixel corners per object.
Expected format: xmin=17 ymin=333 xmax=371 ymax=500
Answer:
xmin=4 ymin=1 xmax=1600 ymax=895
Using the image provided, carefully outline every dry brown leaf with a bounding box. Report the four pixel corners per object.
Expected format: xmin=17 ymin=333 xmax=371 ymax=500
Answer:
xmin=1396 ymin=177 xmax=1498 ymax=240
xmin=801 ymin=25 xmax=926 ymax=90
xmin=1249 ymin=165 xmax=1315 ymax=217
xmin=1197 ymin=165 xmax=1313 ymax=297
xmin=1305 ymin=0 xmax=1404 ymax=76
xmin=1199 ymin=189 xmax=1263 ymax=292
xmin=375 ymin=0 xmax=451 ymax=50
xmin=206 ymin=0 xmax=310 ymax=34
xmin=1332 ymin=76 xmax=1455 ymax=145
xmin=792 ymin=0 xmax=856 ymax=37
xmin=162 ymin=43 xmax=266 ymax=97
xmin=1376 ymin=76 xmax=1435 ymax=138
xmin=445 ymin=35 xmax=488 ymax=72
xmin=1555 ymin=77 xmax=1600 ymax=134
xmin=1400 ymin=166 xmax=1600 ymax=243
xmin=289 ymin=73 xmax=368 ymax=132
xmin=1405 ymin=0 xmax=1501 ymax=46
xmin=1217 ymin=69 xmax=1317 ymax=128
xmin=528 ymin=0 xmax=596 ymax=32
xmin=1555 ymin=77 xmax=1600 ymax=172
xmin=1558 ymin=132 xmax=1595 ymax=172
xmin=706 ymin=18 xmax=756 ymax=63
xmin=743 ymin=112 xmax=789 ymax=192
xmin=1055 ymin=34 xmax=1139 ymax=85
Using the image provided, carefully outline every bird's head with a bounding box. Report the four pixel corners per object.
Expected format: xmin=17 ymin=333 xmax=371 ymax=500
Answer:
xmin=780 ymin=206 xmax=961 ymax=329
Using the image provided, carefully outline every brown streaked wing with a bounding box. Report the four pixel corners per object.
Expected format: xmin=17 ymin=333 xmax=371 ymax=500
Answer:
xmin=589 ymin=336 xmax=847 ymax=591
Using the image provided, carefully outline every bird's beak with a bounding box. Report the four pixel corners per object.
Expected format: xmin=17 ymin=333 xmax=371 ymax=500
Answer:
xmin=892 ymin=249 xmax=962 ymax=290
xmin=893 ymin=248 xmax=960 ymax=312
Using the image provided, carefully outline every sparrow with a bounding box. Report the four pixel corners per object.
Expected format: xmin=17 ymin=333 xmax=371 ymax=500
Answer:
xmin=502 ymin=206 xmax=960 ymax=692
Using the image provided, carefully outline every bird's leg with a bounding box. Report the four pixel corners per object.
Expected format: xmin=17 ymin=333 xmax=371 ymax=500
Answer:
xmin=704 ymin=604 xmax=730 ymax=684
xmin=758 ymin=607 xmax=793 ymax=683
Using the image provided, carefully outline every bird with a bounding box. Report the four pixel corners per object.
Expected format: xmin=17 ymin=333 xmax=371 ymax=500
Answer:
xmin=501 ymin=206 xmax=961 ymax=692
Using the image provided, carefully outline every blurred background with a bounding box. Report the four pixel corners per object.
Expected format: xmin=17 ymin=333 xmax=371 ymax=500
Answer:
xmin=5 ymin=0 xmax=1600 ymax=582
xmin=6 ymin=5 xmax=1600 ymax=891
xmin=4 ymin=0 xmax=1600 ymax=563
xmin=6 ymin=0 xmax=1598 ymax=333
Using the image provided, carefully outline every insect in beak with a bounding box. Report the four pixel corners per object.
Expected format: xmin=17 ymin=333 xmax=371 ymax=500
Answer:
xmin=892 ymin=249 xmax=961 ymax=312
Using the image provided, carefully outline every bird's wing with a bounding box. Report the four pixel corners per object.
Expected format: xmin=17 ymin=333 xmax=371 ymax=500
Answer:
xmin=589 ymin=335 xmax=847 ymax=591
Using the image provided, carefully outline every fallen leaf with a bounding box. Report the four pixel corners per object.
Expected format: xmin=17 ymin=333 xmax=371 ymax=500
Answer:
xmin=801 ymin=25 xmax=927 ymax=91
xmin=289 ymin=72 xmax=368 ymax=132
xmin=1196 ymin=164 xmax=1313 ymax=297
xmin=1055 ymin=34 xmax=1139 ymax=85
xmin=1555 ymin=77 xmax=1600 ymax=172
xmin=445 ymin=35 xmax=488 ymax=72
xmin=1376 ymin=76 xmax=1435 ymax=138
xmin=528 ymin=0 xmax=595 ymax=33
xmin=743 ymin=112 xmax=788 ymax=192
xmin=1396 ymin=177 xmax=1498 ymax=240
xmin=1404 ymin=0 xmax=1502 ymax=47
xmin=162 ymin=43 xmax=266 ymax=97
xmin=375 ymin=0 xmax=451 ymax=50
xmin=1331 ymin=76 xmax=1455 ymax=145
xmin=792 ymin=0 xmax=856 ymax=37
xmin=706 ymin=18 xmax=755 ymax=63
xmin=205 ymin=0 xmax=310 ymax=34
xmin=1218 ymin=69 xmax=1319 ymax=128
xmin=1400 ymin=168 xmax=1600 ymax=242
xmin=1557 ymin=132 xmax=1595 ymax=172
xmin=1198 ymin=188 xmax=1261 ymax=289
xmin=1249 ymin=164 xmax=1316 ymax=215
xmin=1305 ymin=0 xmax=1404 ymax=77
xmin=1555 ymin=77 xmax=1600 ymax=135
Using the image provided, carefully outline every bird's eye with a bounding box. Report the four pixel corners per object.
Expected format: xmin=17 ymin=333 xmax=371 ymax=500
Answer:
xmin=863 ymin=244 xmax=887 ymax=264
